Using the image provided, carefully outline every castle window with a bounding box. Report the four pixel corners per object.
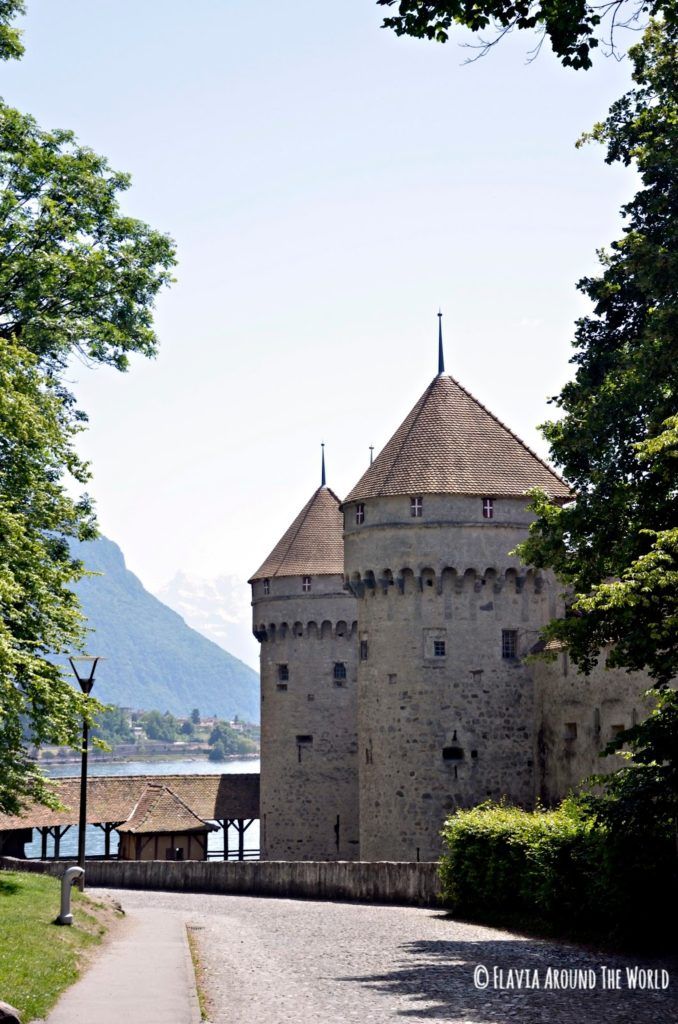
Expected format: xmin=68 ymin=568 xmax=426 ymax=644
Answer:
xmin=564 ymin=722 xmax=577 ymax=740
xmin=360 ymin=640 xmax=369 ymax=661
xmin=611 ymin=723 xmax=625 ymax=739
xmin=356 ymin=503 xmax=365 ymax=525
xmin=501 ymin=629 xmax=518 ymax=659
xmin=442 ymin=746 xmax=464 ymax=761
xmin=276 ymin=683 xmax=288 ymax=692
xmin=296 ymin=734 xmax=313 ymax=763
xmin=278 ymin=664 xmax=289 ymax=682
xmin=410 ymin=495 xmax=423 ymax=518
xmin=263 ymin=578 xmax=270 ymax=595
xmin=482 ymin=497 xmax=494 ymax=519
xmin=333 ymin=662 xmax=347 ymax=682
xmin=433 ymin=640 xmax=446 ymax=658
xmin=302 ymin=576 xmax=312 ymax=592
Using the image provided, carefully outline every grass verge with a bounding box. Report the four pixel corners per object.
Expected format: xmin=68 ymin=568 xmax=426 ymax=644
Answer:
xmin=186 ymin=925 xmax=210 ymax=1021
xmin=0 ymin=870 xmax=118 ymax=1021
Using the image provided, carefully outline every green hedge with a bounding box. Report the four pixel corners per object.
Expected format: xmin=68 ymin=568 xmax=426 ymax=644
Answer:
xmin=439 ymin=801 xmax=676 ymax=946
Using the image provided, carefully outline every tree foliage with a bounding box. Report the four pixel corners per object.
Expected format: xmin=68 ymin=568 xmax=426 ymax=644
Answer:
xmin=0 ymin=1 xmax=24 ymax=62
xmin=0 ymin=16 xmax=176 ymax=812
xmin=0 ymin=103 xmax=176 ymax=375
xmin=377 ymin=0 xmax=666 ymax=68
xmin=519 ymin=18 xmax=678 ymax=684
xmin=0 ymin=342 xmax=102 ymax=813
xmin=518 ymin=18 xmax=678 ymax=829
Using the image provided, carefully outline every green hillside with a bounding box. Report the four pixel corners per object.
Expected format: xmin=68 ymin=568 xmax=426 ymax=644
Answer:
xmin=67 ymin=537 xmax=259 ymax=721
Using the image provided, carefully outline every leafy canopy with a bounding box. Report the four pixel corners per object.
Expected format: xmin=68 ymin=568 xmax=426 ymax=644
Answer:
xmin=0 ymin=341 xmax=102 ymax=814
xmin=377 ymin=0 xmax=667 ymax=68
xmin=518 ymin=17 xmax=678 ymax=687
xmin=0 ymin=103 xmax=176 ymax=374
xmin=0 ymin=17 xmax=176 ymax=812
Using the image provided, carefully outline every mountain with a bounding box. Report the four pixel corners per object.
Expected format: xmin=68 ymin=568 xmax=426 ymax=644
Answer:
xmin=69 ymin=537 xmax=259 ymax=721
xmin=156 ymin=572 xmax=258 ymax=670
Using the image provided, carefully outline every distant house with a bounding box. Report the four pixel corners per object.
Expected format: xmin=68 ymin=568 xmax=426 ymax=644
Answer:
xmin=117 ymin=783 xmax=218 ymax=862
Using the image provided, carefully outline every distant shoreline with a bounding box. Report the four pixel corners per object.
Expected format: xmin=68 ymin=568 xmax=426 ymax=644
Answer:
xmin=34 ymin=750 xmax=260 ymax=768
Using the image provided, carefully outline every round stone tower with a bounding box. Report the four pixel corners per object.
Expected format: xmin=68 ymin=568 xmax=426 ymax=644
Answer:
xmin=249 ymin=454 xmax=359 ymax=860
xmin=342 ymin=330 xmax=570 ymax=861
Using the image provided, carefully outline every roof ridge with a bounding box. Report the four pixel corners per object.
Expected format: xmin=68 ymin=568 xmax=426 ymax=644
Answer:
xmin=448 ymin=374 xmax=566 ymax=488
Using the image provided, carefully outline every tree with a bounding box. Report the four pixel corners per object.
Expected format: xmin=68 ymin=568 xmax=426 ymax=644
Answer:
xmin=0 ymin=1 xmax=24 ymax=62
xmin=139 ymin=710 xmax=180 ymax=743
xmin=518 ymin=18 xmax=678 ymax=824
xmin=191 ymin=707 xmax=201 ymax=724
xmin=0 ymin=341 xmax=101 ymax=814
xmin=377 ymin=0 xmax=668 ymax=68
xmin=0 ymin=103 xmax=176 ymax=376
xmin=0 ymin=46 xmax=175 ymax=811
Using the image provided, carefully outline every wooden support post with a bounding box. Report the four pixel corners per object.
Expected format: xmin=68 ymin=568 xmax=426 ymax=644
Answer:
xmin=238 ymin=819 xmax=244 ymax=861
xmin=223 ymin=820 xmax=229 ymax=861
xmin=40 ymin=828 xmax=47 ymax=860
xmin=54 ymin=826 xmax=61 ymax=860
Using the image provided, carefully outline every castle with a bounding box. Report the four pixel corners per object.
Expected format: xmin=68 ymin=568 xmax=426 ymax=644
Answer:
xmin=249 ymin=323 xmax=650 ymax=862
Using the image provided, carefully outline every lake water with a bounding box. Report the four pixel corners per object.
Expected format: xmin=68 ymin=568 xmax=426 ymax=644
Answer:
xmin=25 ymin=757 xmax=261 ymax=860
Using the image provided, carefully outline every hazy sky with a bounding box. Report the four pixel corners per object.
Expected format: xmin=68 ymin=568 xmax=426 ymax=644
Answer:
xmin=4 ymin=1 xmax=636 ymax=593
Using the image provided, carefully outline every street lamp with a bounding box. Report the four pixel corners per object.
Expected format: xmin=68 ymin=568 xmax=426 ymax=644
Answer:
xmin=68 ymin=656 xmax=101 ymax=877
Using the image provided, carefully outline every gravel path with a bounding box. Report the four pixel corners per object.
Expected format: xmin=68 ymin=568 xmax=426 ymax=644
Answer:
xmin=97 ymin=888 xmax=677 ymax=1024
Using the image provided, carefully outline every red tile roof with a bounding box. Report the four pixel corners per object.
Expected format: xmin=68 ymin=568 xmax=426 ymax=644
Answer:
xmin=345 ymin=374 xmax=570 ymax=502
xmin=249 ymin=486 xmax=344 ymax=581
xmin=117 ymin=783 xmax=218 ymax=834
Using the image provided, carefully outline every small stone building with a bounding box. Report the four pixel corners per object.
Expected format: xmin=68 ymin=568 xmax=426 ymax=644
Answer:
xmin=117 ymin=783 xmax=218 ymax=861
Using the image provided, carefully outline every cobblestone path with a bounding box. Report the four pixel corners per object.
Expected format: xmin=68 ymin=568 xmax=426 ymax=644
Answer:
xmin=98 ymin=888 xmax=677 ymax=1024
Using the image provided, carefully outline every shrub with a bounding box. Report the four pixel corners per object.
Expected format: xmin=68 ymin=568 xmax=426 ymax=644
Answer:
xmin=439 ymin=800 xmax=675 ymax=947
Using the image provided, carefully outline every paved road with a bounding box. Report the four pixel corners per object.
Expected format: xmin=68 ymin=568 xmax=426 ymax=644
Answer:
xmin=98 ymin=888 xmax=677 ymax=1024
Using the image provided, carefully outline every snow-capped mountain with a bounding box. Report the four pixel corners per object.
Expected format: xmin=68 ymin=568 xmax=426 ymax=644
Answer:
xmin=156 ymin=571 xmax=258 ymax=670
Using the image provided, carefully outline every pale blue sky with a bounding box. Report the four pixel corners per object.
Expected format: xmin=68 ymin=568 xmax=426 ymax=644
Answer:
xmin=4 ymin=1 xmax=636 ymax=591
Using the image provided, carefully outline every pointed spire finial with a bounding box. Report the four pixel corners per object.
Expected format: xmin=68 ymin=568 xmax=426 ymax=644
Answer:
xmin=438 ymin=310 xmax=445 ymax=375
xmin=369 ymin=445 xmax=374 ymax=466
xmin=321 ymin=442 xmax=326 ymax=487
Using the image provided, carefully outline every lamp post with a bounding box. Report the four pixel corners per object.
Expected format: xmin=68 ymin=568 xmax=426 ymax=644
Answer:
xmin=68 ymin=656 xmax=101 ymax=877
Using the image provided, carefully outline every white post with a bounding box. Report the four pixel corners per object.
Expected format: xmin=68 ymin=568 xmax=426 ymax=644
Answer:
xmin=57 ymin=865 xmax=85 ymax=925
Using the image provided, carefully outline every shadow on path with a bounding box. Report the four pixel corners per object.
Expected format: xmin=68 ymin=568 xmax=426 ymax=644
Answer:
xmin=342 ymin=936 xmax=678 ymax=1023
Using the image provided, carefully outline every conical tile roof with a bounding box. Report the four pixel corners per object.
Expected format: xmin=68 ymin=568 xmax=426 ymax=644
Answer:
xmin=249 ymin=486 xmax=344 ymax=581
xmin=345 ymin=374 xmax=570 ymax=502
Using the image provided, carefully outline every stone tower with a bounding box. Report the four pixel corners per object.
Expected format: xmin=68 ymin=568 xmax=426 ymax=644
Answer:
xmin=342 ymin=336 xmax=571 ymax=861
xmin=249 ymin=454 xmax=359 ymax=860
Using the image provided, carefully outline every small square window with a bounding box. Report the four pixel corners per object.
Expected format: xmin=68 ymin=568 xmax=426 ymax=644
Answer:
xmin=276 ymin=683 xmax=288 ymax=692
xmin=410 ymin=496 xmax=423 ymax=518
xmin=302 ymin=576 xmax=311 ymax=592
xmin=356 ymin=503 xmax=365 ymax=525
xmin=433 ymin=640 xmax=446 ymax=657
xmin=333 ymin=662 xmax=347 ymax=681
xmin=564 ymin=722 xmax=577 ymax=740
xmin=278 ymin=664 xmax=289 ymax=682
xmin=611 ymin=723 xmax=625 ymax=738
xmin=501 ymin=629 xmax=518 ymax=659
xmin=360 ymin=640 xmax=369 ymax=661
xmin=482 ymin=497 xmax=494 ymax=519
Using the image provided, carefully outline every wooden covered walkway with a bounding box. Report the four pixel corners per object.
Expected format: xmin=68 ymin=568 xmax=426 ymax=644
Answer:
xmin=0 ymin=773 xmax=260 ymax=860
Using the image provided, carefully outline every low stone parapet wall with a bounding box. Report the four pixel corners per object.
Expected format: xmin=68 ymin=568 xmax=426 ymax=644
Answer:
xmin=0 ymin=856 xmax=440 ymax=906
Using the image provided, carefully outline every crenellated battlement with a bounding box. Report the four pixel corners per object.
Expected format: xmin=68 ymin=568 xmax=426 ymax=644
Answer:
xmin=344 ymin=565 xmax=548 ymax=598
xmin=254 ymin=619 xmax=358 ymax=643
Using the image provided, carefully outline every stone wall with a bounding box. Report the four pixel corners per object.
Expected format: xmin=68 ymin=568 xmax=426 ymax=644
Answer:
xmin=533 ymin=653 xmax=653 ymax=803
xmin=0 ymin=856 xmax=440 ymax=906
xmin=252 ymin=573 xmax=359 ymax=860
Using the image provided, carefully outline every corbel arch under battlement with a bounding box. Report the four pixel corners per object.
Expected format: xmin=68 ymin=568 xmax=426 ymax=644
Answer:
xmin=340 ymin=563 xmax=552 ymax=599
